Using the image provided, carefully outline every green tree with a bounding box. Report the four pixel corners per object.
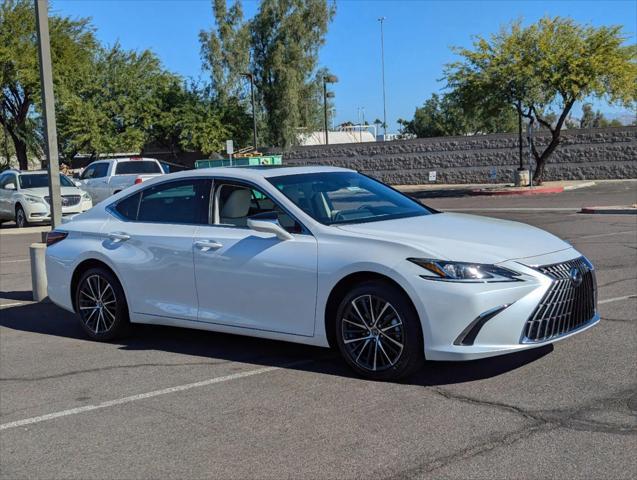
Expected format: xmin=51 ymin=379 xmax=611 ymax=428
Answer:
xmin=200 ymin=0 xmax=251 ymax=104
xmin=580 ymin=103 xmax=595 ymax=128
xmin=0 ymin=0 xmax=97 ymax=169
xmin=173 ymin=83 xmax=230 ymax=156
xmin=250 ymin=0 xmax=335 ymax=147
xmin=56 ymin=44 xmax=182 ymax=160
xmin=399 ymin=92 xmax=517 ymax=138
xmin=446 ymin=17 xmax=637 ymax=183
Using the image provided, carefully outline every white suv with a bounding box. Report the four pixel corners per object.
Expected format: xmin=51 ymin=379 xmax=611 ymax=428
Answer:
xmin=0 ymin=170 xmax=93 ymax=228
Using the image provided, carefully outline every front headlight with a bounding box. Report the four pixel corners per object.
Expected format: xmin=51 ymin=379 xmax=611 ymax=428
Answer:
xmin=81 ymin=192 xmax=91 ymax=201
xmin=408 ymin=258 xmax=521 ymax=283
xmin=25 ymin=195 xmax=46 ymax=205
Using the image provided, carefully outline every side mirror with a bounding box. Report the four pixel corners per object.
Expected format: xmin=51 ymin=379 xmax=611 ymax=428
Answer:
xmin=247 ymin=212 xmax=293 ymax=241
xmin=5 ymin=183 xmax=16 ymax=190
xmin=74 ymin=180 xmax=82 ymax=187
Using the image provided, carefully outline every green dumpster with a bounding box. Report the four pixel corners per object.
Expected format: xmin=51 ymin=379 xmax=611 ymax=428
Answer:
xmin=195 ymin=155 xmax=282 ymax=169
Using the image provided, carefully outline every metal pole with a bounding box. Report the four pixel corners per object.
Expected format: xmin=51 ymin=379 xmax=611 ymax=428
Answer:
xmin=323 ymin=79 xmax=329 ymax=145
xmin=379 ymin=17 xmax=387 ymax=139
xmin=249 ymin=74 xmax=257 ymax=150
xmin=35 ymin=0 xmax=61 ymax=229
xmin=517 ymin=99 xmax=523 ymax=170
xmin=528 ymin=121 xmax=534 ymax=188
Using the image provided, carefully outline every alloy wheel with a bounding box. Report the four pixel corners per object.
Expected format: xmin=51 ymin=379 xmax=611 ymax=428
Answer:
xmin=341 ymin=294 xmax=404 ymax=372
xmin=16 ymin=208 xmax=25 ymax=228
xmin=78 ymin=274 xmax=117 ymax=334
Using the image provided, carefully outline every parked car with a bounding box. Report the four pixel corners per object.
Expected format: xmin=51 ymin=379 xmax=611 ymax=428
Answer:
xmin=45 ymin=167 xmax=598 ymax=380
xmin=78 ymin=157 xmax=164 ymax=203
xmin=0 ymin=169 xmax=93 ymax=228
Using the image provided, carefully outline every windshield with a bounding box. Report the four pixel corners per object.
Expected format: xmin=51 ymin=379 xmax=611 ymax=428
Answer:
xmin=18 ymin=174 xmax=75 ymax=189
xmin=115 ymin=161 xmax=161 ymax=175
xmin=268 ymin=171 xmax=432 ymax=225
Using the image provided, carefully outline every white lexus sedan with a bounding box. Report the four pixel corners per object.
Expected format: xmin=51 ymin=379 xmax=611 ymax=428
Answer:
xmin=45 ymin=167 xmax=598 ymax=380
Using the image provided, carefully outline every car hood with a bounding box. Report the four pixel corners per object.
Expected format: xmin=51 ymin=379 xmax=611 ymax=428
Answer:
xmin=334 ymin=212 xmax=570 ymax=264
xmin=21 ymin=186 xmax=83 ymax=197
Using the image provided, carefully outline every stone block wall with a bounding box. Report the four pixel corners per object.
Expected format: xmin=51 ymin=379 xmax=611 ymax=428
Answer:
xmin=274 ymin=126 xmax=637 ymax=184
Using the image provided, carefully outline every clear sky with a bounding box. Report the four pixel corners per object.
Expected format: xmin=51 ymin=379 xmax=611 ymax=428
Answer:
xmin=53 ymin=0 xmax=637 ymax=132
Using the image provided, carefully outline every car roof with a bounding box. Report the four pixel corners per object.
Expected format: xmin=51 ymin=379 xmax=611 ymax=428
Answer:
xmin=172 ymin=165 xmax=355 ymax=182
xmin=16 ymin=170 xmax=49 ymax=175
xmin=90 ymin=157 xmax=158 ymax=163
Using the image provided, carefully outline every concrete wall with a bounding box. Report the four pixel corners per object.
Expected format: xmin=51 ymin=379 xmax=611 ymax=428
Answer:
xmin=275 ymin=126 xmax=637 ymax=184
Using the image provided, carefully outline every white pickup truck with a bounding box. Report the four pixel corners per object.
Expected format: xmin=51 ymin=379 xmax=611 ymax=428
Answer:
xmin=78 ymin=157 xmax=164 ymax=203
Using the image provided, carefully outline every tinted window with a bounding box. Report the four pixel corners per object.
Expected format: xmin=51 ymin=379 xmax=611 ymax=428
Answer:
xmin=93 ymin=163 xmax=109 ymax=178
xmin=18 ymin=174 xmax=75 ymax=189
xmin=80 ymin=166 xmax=95 ymax=179
xmin=269 ymin=172 xmax=431 ymax=225
xmin=81 ymin=163 xmax=108 ymax=179
xmin=137 ymin=179 xmax=210 ymax=224
xmin=0 ymin=174 xmax=16 ymax=189
xmin=114 ymin=192 xmax=141 ymax=220
xmin=115 ymin=161 xmax=161 ymax=175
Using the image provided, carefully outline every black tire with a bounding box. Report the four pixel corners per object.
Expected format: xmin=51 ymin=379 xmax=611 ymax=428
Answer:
xmin=74 ymin=267 xmax=130 ymax=341
xmin=335 ymin=280 xmax=424 ymax=381
xmin=15 ymin=205 xmax=29 ymax=228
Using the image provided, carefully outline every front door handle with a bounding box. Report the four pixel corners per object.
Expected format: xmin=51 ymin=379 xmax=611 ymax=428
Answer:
xmin=108 ymin=232 xmax=130 ymax=242
xmin=194 ymin=239 xmax=223 ymax=251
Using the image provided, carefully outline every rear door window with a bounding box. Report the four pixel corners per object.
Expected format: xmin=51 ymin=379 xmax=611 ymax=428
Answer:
xmin=115 ymin=161 xmax=161 ymax=175
xmin=137 ymin=179 xmax=211 ymax=224
xmin=114 ymin=192 xmax=141 ymax=220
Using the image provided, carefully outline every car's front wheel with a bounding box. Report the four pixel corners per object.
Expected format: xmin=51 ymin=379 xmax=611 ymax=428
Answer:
xmin=335 ymin=280 xmax=424 ymax=381
xmin=74 ymin=267 xmax=130 ymax=340
xmin=15 ymin=205 xmax=29 ymax=228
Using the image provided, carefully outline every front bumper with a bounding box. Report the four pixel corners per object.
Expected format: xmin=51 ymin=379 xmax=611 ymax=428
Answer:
xmin=26 ymin=199 xmax=92 ymax=223
xmin=407 ymin=248 xmax=599 ymax=361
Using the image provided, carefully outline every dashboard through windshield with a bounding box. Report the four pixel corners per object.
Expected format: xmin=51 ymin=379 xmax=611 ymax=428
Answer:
xmin=268 ymin=171 xmax=432 ymax=225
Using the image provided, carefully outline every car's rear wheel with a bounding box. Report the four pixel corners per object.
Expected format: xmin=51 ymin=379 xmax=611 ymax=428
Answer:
xmin=74 ymin=267 xmax=130 ymax=340
xmin=15 ymin=205 xmax=28 ymax=228
xmin=335 ymin=280 xmax=424 ymax=381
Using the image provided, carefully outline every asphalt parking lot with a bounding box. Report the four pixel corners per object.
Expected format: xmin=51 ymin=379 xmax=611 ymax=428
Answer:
xmin=1 ymin=180 xmax=636 ymax=479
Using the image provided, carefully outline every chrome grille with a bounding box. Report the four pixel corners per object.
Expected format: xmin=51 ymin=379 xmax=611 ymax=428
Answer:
xmin=523 ymin=257 xmax=596 ymax=343
xmin=45 ymin=195 xmax=81 ymax=206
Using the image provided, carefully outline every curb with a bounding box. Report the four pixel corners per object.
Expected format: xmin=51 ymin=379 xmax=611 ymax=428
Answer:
xmin=580 ymin=206 xmax=637 ymax=215
xmin=470 ymin=186 xmax=564 ymax=196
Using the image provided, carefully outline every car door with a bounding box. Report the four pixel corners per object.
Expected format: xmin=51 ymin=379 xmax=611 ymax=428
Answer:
xmin=0 ymin=173 xmax=17 ymax=220
xmin=81 ymin=163 xmax=109 ymax=203
xmin=0 ymin=174 xmax=8 ymax=219
xmin=79 ymin=165 xmax=98 ymax=201
xmin=104 ymin=178 xmax=211 ymax=321
xmin=89 ymin=163 xmax=110 ymax=202
xmin=193 ymin=180 xmax=318 ymax=337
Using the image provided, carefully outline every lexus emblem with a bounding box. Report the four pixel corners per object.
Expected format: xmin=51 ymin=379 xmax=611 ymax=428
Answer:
xmin=569 ymin=267 xmax=583 ymax=287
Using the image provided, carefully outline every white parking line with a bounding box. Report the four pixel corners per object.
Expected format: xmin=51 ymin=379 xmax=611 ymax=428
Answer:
xmin=0 ymin=259 xmax=29 ymax=264
xmin=577 ymin=230 xmax=635 ymax=240
xmin=599 ymin=295 xmax=636 ymax=305
xmin=444 ymin=207 xmax=579 ymax=212
xmin=0 ymin=364 xmax=287 ymax=431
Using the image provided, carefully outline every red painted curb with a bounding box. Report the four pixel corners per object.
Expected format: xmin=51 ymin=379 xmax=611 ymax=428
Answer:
xmin=470 ymin=186 xmax=564 ymax=196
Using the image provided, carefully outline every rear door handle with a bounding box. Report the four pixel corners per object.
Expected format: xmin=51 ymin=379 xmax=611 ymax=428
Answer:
xmin=194 ymin=239 xmax=223 ymax=251
xmin=108 ymin=232 xmax=130 ymax=242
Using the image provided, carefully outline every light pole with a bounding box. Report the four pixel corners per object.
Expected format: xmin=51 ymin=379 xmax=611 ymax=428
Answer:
xmin=241 ymin=72 xmax=258 ymax=151
xmin=378 ymin=16 xmax=387 ymax=139
xmin=323 ymin=75 xmax=338 ymax=145
xmin=35 ymin=0 xmax=61 ymax=229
